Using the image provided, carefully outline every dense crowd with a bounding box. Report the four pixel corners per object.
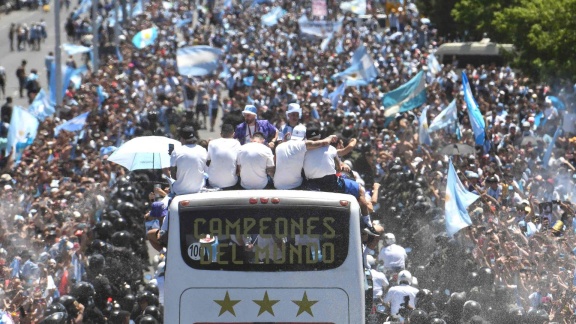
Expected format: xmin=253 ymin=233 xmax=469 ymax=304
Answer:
xmin=0 ymin=0 xmax=575 ymax=323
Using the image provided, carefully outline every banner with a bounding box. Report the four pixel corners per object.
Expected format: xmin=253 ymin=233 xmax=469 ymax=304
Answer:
xmin=177 ymin=46 xmax=223 ymax=77
xmin=298 ymin=15 xmax=343 ymax=37
xmin=312 ymin=0 xmax=327 ymax=17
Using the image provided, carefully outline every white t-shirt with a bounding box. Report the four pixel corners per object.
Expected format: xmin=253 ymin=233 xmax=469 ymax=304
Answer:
xmin=170 ymin=144 xmax=207 ymax=194
xmin=237 ymin=142 xmax=275 ymax=189
xmin=303 ymin=145 xmax=338 ymax=179
xmin=245 ymin=125 xmax=256 ymax=144
xmin=383 ymin=284 xmax=419 ymax=315
xmin=274 ymin=140 xmax=307 ymax=189
xmin=370 ymin=269 xmax=389 ymax=298
xmin=378 ymin=244 xmax=407 ymax=271
xmin=207 ymin=138 xmax=241 ymax=188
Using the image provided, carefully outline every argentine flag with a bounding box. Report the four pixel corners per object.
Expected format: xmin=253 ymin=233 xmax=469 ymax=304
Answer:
xmin=54 ymin=112 xmax=90 ymax=137
xmin=261 ymin=6 xmax=286 ymax=26
xmin=428 ymin=99 xmax=457 ymax=133
xmin=28 ymin=89 xmax=55 ymax=122
xmin=132 ymin=27 xmax=159 ymax=49
xmin=6 ymin=106 xmax=39 ymax=156
xmin=461 ymin=71 xmax=485 ymax=145
xmin=332 ymin=45 xmax=377 ymax=86
xmin=176 ymin=46 xmax=223 ymax=77
xmin=445 ymin=160 xmax=480 ymax=236
xmin=62 ymin=43 xmax=92 ymax=55
xmin=418 ymin=106 xmax=432 ymax=146
xmin=382 ymin=71 xmax=427 ymax=118
xmin=340 ymin=0 xmax=366 ymax=15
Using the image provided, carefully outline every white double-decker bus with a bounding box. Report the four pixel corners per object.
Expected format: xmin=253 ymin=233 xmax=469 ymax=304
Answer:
xmin=164 ymin=190 xmax=365 ymax=324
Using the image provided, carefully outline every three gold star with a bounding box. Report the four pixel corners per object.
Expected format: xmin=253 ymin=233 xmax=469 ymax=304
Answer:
xmin=214 ymin=291 xmax=240 ymax=317
xmin=253 ymin=291 xmax=280 ymax=316
xmin=292 ymin=291 xmax=318 ymax=316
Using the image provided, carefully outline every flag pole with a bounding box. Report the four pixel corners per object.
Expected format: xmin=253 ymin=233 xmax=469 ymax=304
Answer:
xmin=92 ymin=0 xmax=99 ymax=71
xmin=54 ymin=0 xmax=63 ymax=116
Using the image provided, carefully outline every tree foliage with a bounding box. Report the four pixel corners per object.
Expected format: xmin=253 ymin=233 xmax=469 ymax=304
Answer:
xmin=416 ymin=0 xmax=459 ymax=38
xmin=451 ymin=0 xmax=518 ymax=41
xmin=493 ymin=0 xmax=576 ymax=79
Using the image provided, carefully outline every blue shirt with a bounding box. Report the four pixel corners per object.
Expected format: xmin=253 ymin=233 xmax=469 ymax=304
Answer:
xmin=234 ymin=120 xmax=277 ymax=145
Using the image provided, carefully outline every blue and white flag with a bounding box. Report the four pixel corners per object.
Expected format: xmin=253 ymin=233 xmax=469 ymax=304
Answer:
xmin=261 ymin=6 xmax=286 ymax=26
xmin=332 ymin=45 xmax=377 ymax=86
xmin=335 ymin=37 xmax=344 ymax=54
xmin=243 ymin=76 xmax=254 ymax=87
xmin=54 ymin=112 xmax=90 ymax=137
xmin=298 ymin=15 xmax=343 ymax=37
xmin=116 ymin=45 xmax=123 ymax=63
xmin=445 ymin=159 xmax=480 ymax=237
xmin=28 ymin=89 xmax=55 ymax=122
xmin=428 ymin=100 xmax=457 ymax=133
xmin=339 ymin=0 xmax=366 ymax=15
xmin=320 ymin=33 xmax=334 ymax=52
xmin=49 ymin=63 xmax=76 ymax=106
xmin=6 ymin=106 xmax=39 ymax=156
xmin=176 ymin=46 xmax=223 ymax=77
xmin=546 ymin=96 xmax=566 ymax=110
xmin=542 ymin=128 xmax=561 ymax=169
xmin=62 ymin=43 xmax=92 ymax=55
xmin=73 ymin=0 xmax=92 ymax=19
xmin=97 ymin=85 xmax=109 ymax=106
xmin=69 ymin=65 xmax=88 ymax=90
xmin=132 ymin=27 xmax=158 ymax=49
xmin=382 ymin=71 xmax=427 ymax=118
xmin=427 ymin=53 xmax=441 ymax=75
xmin=462 ymin=71 xmax=486 ymax=145
xmin=131 ymin=0 xmax=144 ymax=16
xmin=175 ymin=17 xmax=192 ymax=28
xmin=418 ymin=106 xmax=432 ymax=146
xmin=329 ymin=80 xmax=347 ymax=110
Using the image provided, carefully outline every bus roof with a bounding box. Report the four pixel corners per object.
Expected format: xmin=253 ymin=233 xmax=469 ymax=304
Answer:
xmin=172 ymin=190 xmax=356 ymax=210
xmin=436 ymin=39 xmax=515 ymax=57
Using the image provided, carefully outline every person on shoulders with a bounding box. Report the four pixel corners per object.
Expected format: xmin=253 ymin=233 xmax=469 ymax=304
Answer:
xmin=234 ymin=105 xmax=277 ymax=148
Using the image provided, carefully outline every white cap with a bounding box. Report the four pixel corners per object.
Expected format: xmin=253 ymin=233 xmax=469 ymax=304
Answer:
xmin=290 ymin=125 xmax=306 ymax=141
xmin=286 ymin=103 xmax=302 ymax=118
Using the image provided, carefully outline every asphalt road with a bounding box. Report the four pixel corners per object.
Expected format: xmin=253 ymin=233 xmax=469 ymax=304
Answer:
xmin=0 ymin=5 xmax=70 ymax=106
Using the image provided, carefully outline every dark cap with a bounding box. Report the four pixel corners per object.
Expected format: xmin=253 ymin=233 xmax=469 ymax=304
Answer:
xmin=306 ymin=127 xmax=321 ymax=139
xmin=178 ymin=126 xmax=195 ymax=139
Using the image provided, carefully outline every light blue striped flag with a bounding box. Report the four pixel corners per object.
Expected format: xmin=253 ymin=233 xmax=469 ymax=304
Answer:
xmin=6 ymin=106 xmax=39 ymax=156
xmin=382 ymin=71 xmax=427 ymax=118
xmin=320 ymin=33 xmax=334 ymax=52
xmin=332 ymin=45 xmax=377 ymax=86
xmin=461 ymin=71 xmax=486 ymax=145
xmin=261 ymin=6 xmax=286 ymax=26
xmin=427 ymin=53 xmax=441 ymax=75
xmin=542 ymin=128 xmax=561 ymax=169
xmin=176 ymin=46 xmax=223 ymax=77
xmin=54 ymin=112 xmax=90 ymax=137
xmin=62 ymin=43 xmax=92 ymax=55
xmin=175 ymin=17 xmax=192 ymax=28
xmin=49 ymin=63 xmax=76 ymax=105
xmin=428 ymin=99 xmax=457 ymax=133
xmin=73 ymin=0 xmax=92 ymax=19
xmin=97 ymin=85 xmax=109 ymax=106
xmin=445 ymin=159 xmax=480 ymax=236
xmin=28 ymin=89 xmax=55 ymax=121
xmin=70 ymin=65 xmax=89 ymax=90
xmin=243 ymin=76 xmax=254 ymax=87
xmin=546 ymin=96 xmax=566 ymax=110
xmin=329 ymin=81 xmax=347 ymax=110
xmin=418 ymin=106 xmax=432 ymax=146
xmin=132 ymin=27 xmax=158 ymax=49
xmin=335 ymin=37 xmax=344 ymax=54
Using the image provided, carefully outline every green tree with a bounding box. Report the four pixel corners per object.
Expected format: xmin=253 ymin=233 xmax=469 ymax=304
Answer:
xmin=493 ymin=0 xmax=576 ymax=79
xmin=451 ymin=0 xmax=518 ymax=41
xmin=416 ymin=0 xmax=459 ymax=38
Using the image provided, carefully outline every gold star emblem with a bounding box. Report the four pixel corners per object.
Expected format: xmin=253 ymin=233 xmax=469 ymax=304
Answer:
xmin=292 ymin=291 xmax=318 ymax=317
xmin=253 ymin=291 xmax=279 ymax=316
xmin=214 ymin=291 xmax=240 ymax=317
xmin=445 ymin=193 xmax=450 ymax=202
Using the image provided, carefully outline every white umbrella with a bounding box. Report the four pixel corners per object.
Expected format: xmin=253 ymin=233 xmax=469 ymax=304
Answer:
xmin=108 ymin=136 xmax=182 ymax=171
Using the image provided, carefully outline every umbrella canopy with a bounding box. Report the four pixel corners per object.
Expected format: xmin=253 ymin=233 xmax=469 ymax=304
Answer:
xmin=108 ymin=136 xmax=182 ymax=171
xmin=440 ymin=143 xmax=475 ymax=156
xmin=520 ymin=136 xmax=541 ymax=147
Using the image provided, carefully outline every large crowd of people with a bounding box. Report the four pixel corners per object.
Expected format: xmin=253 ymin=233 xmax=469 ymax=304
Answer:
xmin=0 ymin=0 xmax=575 ymax=323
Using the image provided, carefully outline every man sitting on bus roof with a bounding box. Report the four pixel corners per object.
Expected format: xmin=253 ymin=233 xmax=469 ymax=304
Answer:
xmin=237 ymin=131 xmax=275 ymax=189
xmin=162 ymin=125 xmax=207 ymax=195
xmin=274 ymin=125 xmax=338 ymax=190
xmin=303 ymin=127 xmax=347 ymax=192
xmin=234 ymin=104 xmax=278 ymax=147
xmin=206 ymin=124 xmax=241 ymax=190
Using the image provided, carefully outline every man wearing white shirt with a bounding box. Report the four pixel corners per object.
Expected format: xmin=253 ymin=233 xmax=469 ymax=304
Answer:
xmin=237 ymin=132 xmax=275 ymax=189
xmin=162 ymin=126 xmax=207 ymax=195
xmin=383 ymin=270 xmax=419 ymax=317
xmin=207 ymin=124 xmax=241 ymax=189
xmin=378 ymin=233 xmax=407 ymax=273
xmin=274 ymin=125 xmax=337 ymax=190
xmin=303 ymin=127 xmax=342 ymax=192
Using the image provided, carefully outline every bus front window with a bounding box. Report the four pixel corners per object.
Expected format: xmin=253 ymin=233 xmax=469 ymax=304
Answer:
xmin=179 ymin=207 xmax=349 ymax=271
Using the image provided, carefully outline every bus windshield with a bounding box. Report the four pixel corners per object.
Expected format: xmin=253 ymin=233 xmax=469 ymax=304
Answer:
xmin=179 ymin=206 xmax=350 ymax=272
